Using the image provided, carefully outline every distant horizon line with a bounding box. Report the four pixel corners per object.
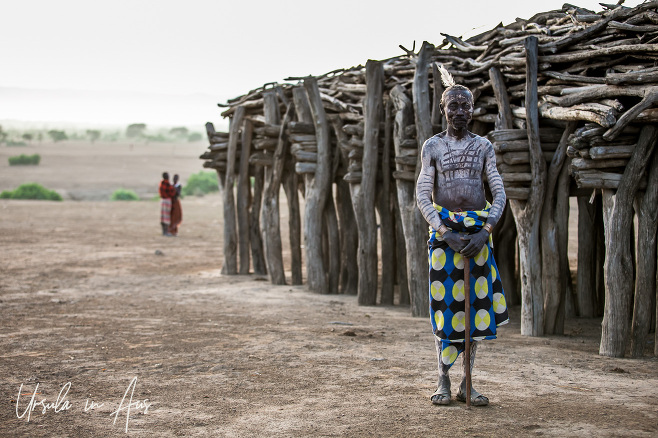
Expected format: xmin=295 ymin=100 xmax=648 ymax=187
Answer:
xmin=0 ymin=118 xmax=218 ymax=130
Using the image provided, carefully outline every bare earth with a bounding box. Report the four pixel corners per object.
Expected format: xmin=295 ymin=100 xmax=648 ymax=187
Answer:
xmin=1 ymin=141 xmax=657 ymax=437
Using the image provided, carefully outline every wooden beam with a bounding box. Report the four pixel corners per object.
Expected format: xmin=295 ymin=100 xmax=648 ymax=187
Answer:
xmin=260 ymin=92 xmax=286 ymax=285
xmin=222 ymin=106 xmax=245 ymax=275
xmin=351 ymin=59 xmax=383 ymax=305
xmin=601 ymin=125 xmax=658 ymax=357
xmin=510 ymin=35 xmax=546 ymax=337
xmin=237 ymin=119 xmax=253 ymax=274
xmin=631 ymin=149 xmax=658 ymax=357
xmin=303 ymin=78 xmax=333 ymax=294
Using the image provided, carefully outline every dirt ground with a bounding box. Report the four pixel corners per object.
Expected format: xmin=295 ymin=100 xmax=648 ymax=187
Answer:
xmin=1 ymin=141 xmax=657 ymax=437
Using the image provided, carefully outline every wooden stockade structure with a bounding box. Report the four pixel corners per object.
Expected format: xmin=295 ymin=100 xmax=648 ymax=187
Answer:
xmin=201 ymin=2 xmax=658 ymax=358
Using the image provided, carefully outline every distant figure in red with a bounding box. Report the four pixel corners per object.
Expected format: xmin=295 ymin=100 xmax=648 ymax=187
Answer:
xmin=159 ymin=172 xmax=176 ymax=236
xmin=169 ymin=174 xmax=183 ymax=236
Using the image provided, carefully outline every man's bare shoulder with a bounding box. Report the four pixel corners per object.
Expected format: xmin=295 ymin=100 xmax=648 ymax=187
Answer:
xmin=471 ymin=133 xmax=494 ymax=151
xmin=421 ymin=134 xmax=446 ymax=159
xmin=423 ymin=133 xmax=444 ymax=149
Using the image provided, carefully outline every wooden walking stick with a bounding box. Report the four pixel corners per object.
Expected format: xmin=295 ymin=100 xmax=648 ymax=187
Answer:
xmin=463 ymin=256 xmax=471 ymax=409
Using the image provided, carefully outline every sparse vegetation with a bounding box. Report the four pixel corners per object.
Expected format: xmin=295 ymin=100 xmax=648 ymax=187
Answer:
xmin=2 ymin=125 xmax=204 ymax=145
xmin=47 ymin=130 xmax=68 ymax=142
xmin=126 ymin=123 xmax=147 ymax=138
xmin=182 ymin=171 xmax=219 ymax=196
xmin=8 ymin=154 xmax=41 ymax=165
xmin=110 ymin=188 xmax=140 ymax=201
xmin=170 ymin=127 xmax=189 ymax=138
xmin=86 ymin=129 xmax=101 ymax=143
xmin=0 ymin=183 xmax=62 ymax=201
xmin=145 ymin=134 xmax=167 ymax=143
xmin=6 ymin=141 xmax=28 ymax=147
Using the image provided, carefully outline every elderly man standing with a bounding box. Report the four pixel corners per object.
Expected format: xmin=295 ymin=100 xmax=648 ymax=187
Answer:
xmin=159 ymin=172 xmax=176 ymax=236
xmin=416 ymin=74 xmax=509 ymax=407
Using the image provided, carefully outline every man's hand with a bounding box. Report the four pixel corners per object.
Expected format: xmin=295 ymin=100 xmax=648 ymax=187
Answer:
xmin=443 ymin=232 xmax=467 ymax=253
xmin=460 ymin=230 xmax=489 ymax=259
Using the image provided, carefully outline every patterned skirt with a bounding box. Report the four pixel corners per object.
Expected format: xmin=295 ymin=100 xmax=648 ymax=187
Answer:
xmin=428 ymin=203 xmax=509 ymax=367
xmin=160 ymin=198 xmax=172 ymax=225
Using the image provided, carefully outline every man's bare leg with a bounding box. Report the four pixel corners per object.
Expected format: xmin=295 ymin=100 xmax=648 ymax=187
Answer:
xmin=457 ymin=341 xmax=489 ymax=406
xmin=431 ymin=338 xmax=452 ymax=405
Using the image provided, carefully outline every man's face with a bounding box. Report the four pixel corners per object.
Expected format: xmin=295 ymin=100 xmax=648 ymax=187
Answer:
xmin=442 ymin=89 xmax=473 ymax=130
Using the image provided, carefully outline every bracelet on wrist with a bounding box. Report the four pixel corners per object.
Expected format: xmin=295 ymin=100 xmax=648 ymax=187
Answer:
xmin=483 ymin=223 xmax=493 ymax=234
xmin=438 ymin=225 xmax=449 ymax=236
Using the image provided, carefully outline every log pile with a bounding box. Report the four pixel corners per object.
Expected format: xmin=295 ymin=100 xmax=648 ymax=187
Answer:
xmin=200 ymin=2 xmax=658 ymax=358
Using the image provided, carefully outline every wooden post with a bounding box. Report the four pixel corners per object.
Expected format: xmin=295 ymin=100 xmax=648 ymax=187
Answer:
xmin=464 ymin=258 xmax=472 ymax=409
xmin=250 ymin=165 xmax=267 ymax=276
xmin=325 ymin=135 xmax=341 ymax=295
xmin=292 ymin=86 xmax=326 ymax=291
xmin=541 ymin=122 xmax=576 ymax=335
xmin=274 ymin=87 xmax=303 ymax=286
xmin=410 ymin=41 xmax=435 ymax=317
xmin=596 ymin=206 xmax=606 ymax=317
xmin=555 ymin=162 xmax=574 ymax=328
xmin=351 ymin=59 xmax=383 ymax=305
xmin=509 ymin=36 xmax=546 ymax=336
xmin=391 ymin=83 xmax=425 ymax=315
xmin=206 ymin=122 xmax=229 ymax=275
xmin=393 ymin=188 xmax=410 ymax=305
xmin=260 ymin=91 xmax=286 ymax=285
xmin=282 ymin=165 xmax=303 ymax=285
xmin=378 ymin=97 xmax=395 ymax=305
xmin=218 ymin=165 xmax=228 ymax=276
xmin=489 ymin=64 xmax=519 ymax=305
xmin=237 ymin=119 xmax=253 ymax=274
xmin=329 ymin=114 xmax=359 ymax=295
xmin=303 ymin=77 xmax=332 ymax=294
xmin=222 ymin=106 xmax=245 ymax=275
xmin=489 ymin=66 xmax=514 ymax=131
xmin=577 ymin=195 xmax=597 ymax=318
xmin=601 ymin=125 xmax=658 ymax=357
xmin=325 ymin=194 xmax=340 ymax=295
xmin=630 ymin=149 xmax=658 ymax=357
xmin=336 ymin=175 xmax=359 ymax=295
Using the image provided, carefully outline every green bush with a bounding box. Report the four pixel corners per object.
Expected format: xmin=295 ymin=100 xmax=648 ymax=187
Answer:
xmin=6 ymin=141 xmax=27 ymax=147
xmin=182 ymin=171 xmax=219 ymax=196
xmin=0 ymin=183 xmax=62 ymax=201
xmin=47 ymin=130 xmax=68 ymax=142
xmin=110 ymin=188 xmax=140 ymax=201
xmin=8 ymin=154 xmax=41 ymax=165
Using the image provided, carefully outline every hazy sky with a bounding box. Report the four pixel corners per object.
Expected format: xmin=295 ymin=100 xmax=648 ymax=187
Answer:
xmin=0 ymin=0 xmax=644 ymax=127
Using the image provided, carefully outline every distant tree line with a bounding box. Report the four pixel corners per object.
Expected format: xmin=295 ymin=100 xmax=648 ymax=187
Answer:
xmin=0 ymin=123 xmax=204 ymax=145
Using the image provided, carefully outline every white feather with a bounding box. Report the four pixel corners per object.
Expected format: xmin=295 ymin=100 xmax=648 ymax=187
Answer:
xmin=437 ymin=63 xmax=456 ymax=88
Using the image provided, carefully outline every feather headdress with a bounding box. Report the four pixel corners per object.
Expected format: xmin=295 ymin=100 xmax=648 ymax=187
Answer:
xmin=437 ymin=63 xmax=456 ymax=88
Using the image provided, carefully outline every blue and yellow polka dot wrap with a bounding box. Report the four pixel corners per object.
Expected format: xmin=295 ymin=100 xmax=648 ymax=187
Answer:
xmin=428 ymin=203 xmax=509 ymax=368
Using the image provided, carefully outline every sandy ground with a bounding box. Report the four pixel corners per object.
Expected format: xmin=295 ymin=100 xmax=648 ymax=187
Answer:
xmin=1 ymin=141 xmax=657 ymax=437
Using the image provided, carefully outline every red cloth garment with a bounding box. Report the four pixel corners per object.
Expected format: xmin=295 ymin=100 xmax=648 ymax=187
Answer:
xmin=169 ymin=198 xmax=182 ymax=235
xmin=159 ymin=180 xmax=176 ymax=199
